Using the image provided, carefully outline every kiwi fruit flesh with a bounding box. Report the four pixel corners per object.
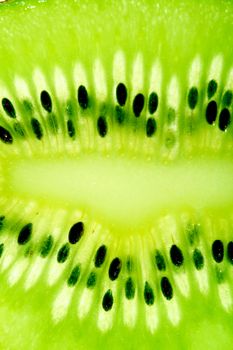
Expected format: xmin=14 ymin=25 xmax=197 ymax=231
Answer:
xmin=0 ymin=0 xmax=233 ymax=349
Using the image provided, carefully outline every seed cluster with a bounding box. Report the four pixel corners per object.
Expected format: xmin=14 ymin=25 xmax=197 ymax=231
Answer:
xmin=8 ymin=215 xmax=232 ymax=311
xmin=0 ymin=77 xmax=231 ymax=146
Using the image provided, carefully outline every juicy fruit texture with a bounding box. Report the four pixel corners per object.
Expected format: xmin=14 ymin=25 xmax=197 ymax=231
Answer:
xmin=0 ymin=0 xmax=233 ymax=349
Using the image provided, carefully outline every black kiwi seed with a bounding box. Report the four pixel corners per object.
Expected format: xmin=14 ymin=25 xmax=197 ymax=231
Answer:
xmin=0 ymin=243 xmax=4 ymax=258
xmin=160 ymin=276 xmax=173 ymax=300
xmin=125 ymin=277 xmax=135 ymax=300
xmin=193 ymin=248 xmax=204 ymax=270
xmin=148 ymin=92 xmax=158 ymax=114
xmin=39 ymin=235 xmax=54 ymax=258
xmin=97 ymin=116 xmax=108 ymax=137
xmin=102 ymin=289 xmax=113 ymax=311
xmin=86 ymin=271 xmax=97 ymax=289
xmin=67 ymin=119 xmax=76 ymax=138
xmin=40 ymin=90 xmax=52 ymax=113
xmin=188 ymin=87 xmax=198 ymax=109
xmin=206 ymin=101 xmax=217 ymax=124
xmin=116 ymin=82 xmax=127 ymax=106
xmin=31 ymin=118 xmax=43 ymax=140
xmin=78 ymin=85 xmax=88 ymax=109
xmin=0 ymin=126 xmax=13 ymax=144
xmin=67 ymin=264 xmax=81 ymax=287
xmin=2 ymin=98 xmax=16 ymax=118
xmin=144 ymin=281 xmax=154 ymax=305
xmin=68 ymin=221 xmax=84 ymax=244
xmin=133 ymin=93 xmax=145 ymax=117
xmin=155 ymin=250 xmax=166 ymax=271
xmin=146 ymin=117 xmax=156 ymax=137
xmin=57 ymin=243 xmax=70 ymax=263
xmin=94 ymin=245 xmax=107 ymax=268
xmin=17 ymin=223 xmax=33 ymax=245
xmin=0 ymin=215 xmax=5 ymax=231
xmin=207 ymin=79 xmax=218 ymax=99
xmin=218 ymin=108 xmax=231 ymax=131
xmin=212 ymin=240 xmax=224 ymax=263
xmin=170 ymin=244 xmax=184 ymax=267
xmin=108 ymin=257 xmax=122 ymax=281
xmin=222 ymin=90 xmax=233 ymax=107
xmin=227 ymin=242 xmax=233 ymax=265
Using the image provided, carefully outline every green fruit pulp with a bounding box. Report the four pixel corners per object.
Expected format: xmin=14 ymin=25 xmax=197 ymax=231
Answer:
xmin=0 ymin=0 xmax=232 ymax=349
xmin=5 ymin=156 xmax=233 ymax=233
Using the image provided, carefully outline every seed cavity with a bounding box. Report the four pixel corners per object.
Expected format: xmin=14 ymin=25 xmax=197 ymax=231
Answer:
xmin=102 ymin=289 xmax=113 ymax=311
xmin=0 ymin=126 xmax=13 ymax=144
xmin=146 ymin=117 xmax=156 ymax=137
xmin=187 ymin=224 xmax=199 ymax=245
xmin=109 ymin=257 xmax=122 ymax=281
xmin=2 ymin=98 xmax=16 ymax=118
xmin=94 ymin=245 xmax=107 ymax=268
xmin=125 ymin=277 xmax=135 ymax=300
xmin=161 ymin=276 xmax=173 ymax=300
xmin=31 ymin=118 xmax=43 ymax=140
xmin=22 ymin=100 xmax=33 ymax=114
xmin=18 ymin=223 xmax=32 ymax=245
xmin=206 ymin=101 xmax=217 ymax=124
xmin=115 ymin=106 xmax=125 ymax=124
xmin=86 ymin=271 xmax=97 ymax=289
xmin=57 ymin=243 xmax=70 ymax=263
xmin=170 ymin=244 xmax=184 ymax=267
xmin=48 ymin=113 xmax=58 ymax=134
xmin=97 ymin=116 xmax=108 ymax=137
xmin=193 ymin=248 xmax=204 ymax=270
xmin=116 ymin=83 xmax=127 ymax=106
xmin=227 ymin=242 xmax=233 ymax=265
xmin=14 ymin=122 xmax=25 ymax=137
xmin=144 ymin=281 xmax=154 ymax=305
xmin=212 ymin=240 xmax=224 ymax=263
xmin=207 ymin=79 xmax=217 ymax=99
xmin=66 ymin=101 xmax=74 ymax=116
xmin=188 ymin=87 xmax=198 ymax=109
xmin=126 ymin=257 xmax=133 ymax=273
xmin=222 ymin=90 xmax=233 ymax=107
xmin=67 ymin=264 xmax=81 ymax=287
xmin=155 ymin=250 xmax=166 ymax=271
xmin=78 ymin=85 xmax=88 ymax=109
xmin=148 ymin=92 xmax=158 ymax=114
xmin=40 ymin=90 xmax=52 ymax=113
xmin=216 ymin=267 xmax=224 ymax=284
xmin=68 ymin=221 xmax=84 ymax=244
xmin=218 ymin=108 xmax=231 ymax=131
xmin=40 ymin=235 xmax=54 ymax=258
xmin=67 ymin=119 xmax=75 ymax=138
xmin=133 ymin=93 xmax=144 ymax=117
xmin=167 ymin=108 xmax=176 ymax=124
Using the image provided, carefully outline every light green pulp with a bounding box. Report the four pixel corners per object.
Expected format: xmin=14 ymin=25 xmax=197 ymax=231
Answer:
xmin=6 ymin=155 xmax=233 ymax=234
xmin=0 ymin=0 xmax=232 ymax=350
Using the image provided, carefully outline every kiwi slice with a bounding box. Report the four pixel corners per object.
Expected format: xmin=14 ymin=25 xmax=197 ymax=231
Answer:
xmin=0 ymin=0 xmax=233 ymax=349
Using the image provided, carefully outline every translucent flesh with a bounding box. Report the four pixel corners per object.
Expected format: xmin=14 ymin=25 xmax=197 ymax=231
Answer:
xmin=0 ymin=0 xmax=232 ymax=349
xmin=6 ymin=156 xmax=233 ymax=233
